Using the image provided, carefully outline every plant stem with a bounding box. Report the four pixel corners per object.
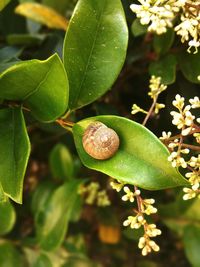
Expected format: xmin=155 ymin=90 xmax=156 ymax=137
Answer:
xmin=142 ymin=96 xmax=158 ymax=126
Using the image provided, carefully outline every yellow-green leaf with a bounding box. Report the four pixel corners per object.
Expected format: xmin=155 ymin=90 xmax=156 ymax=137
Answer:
xmin=15 ymin=2 xmax=68 ymax=30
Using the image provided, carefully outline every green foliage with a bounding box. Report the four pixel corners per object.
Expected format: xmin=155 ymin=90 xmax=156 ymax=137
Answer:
xmin=49 ymin=143 xmax=74 ymax=181
xmin=0 ymin=0 xmax=199 ymax=266
xmin=183 ymin=225 xmax=200 ymax=267
xmin=153 ymin=29 xmax=175 ymax=55
xmin=0 ymin=54 xmax=69 ymax=122
xmin=131 ymin=18 xmax=147 ymax=37
xmin=35 ymin=180 xmax=82 ymax=251
xmin=0 ymin=242 xmax=24 ymax=267
xmin=178 ymin=51 xmax=200 ymax=84
xmin=149 ymin=54 xmax=177 ymax=85
xmin=63 ymin=0 xmax=128 ymax=110
xmin=0 ymin=107 xmax=30 ymax=203
xmin=0 ymin=200 xmax=16 ymax=235
xmin=73 ymin=115 xmax=187 ymax=190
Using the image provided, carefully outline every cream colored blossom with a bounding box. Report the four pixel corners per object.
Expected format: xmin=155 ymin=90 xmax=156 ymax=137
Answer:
xmin=183 ymin=187 xmax=197 ymax=200
xmin=159 ymin=131 xmax=172 ymax=140
xmin=122 ymin=186 xmax=140 ymax=202
xmin=110 ymin=180 xmax=124 ymax=192
xmin=130 ymin=0 xmax=181 ymax=35
xmin=189 ymin=97 xmax=200 ymax=108
xmin=97 ymin=190 xmax=111 ymax=207
xmin=131 ymin=104 xmax=148 ymax=115
xmin=149 ymin=76 xmax=167 ymax=100
xmin=123 ymin=214 xmax=146 ymax=229
xmin=138 ymin=236 xmax=160 ymax=256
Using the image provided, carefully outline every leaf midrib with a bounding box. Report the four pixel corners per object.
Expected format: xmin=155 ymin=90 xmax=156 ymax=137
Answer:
xmin=72 ymin=0 xmax=106 ymax=108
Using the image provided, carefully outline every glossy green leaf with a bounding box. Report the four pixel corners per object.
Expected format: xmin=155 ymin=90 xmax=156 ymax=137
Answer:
xmin=0 ymin=0 xmax=10 ymax=11
xmin=36 ymin=180 xmax=82 ymax=251
xmin=0 ymin=200 xmax=16 ymax=235
xmin=0 ymin=243 xmax=24 ymax=267
xmin=73 ymin=116 xmax=188 ymax=190
xmin=131 ymin=18 xmax=147 ymax=37
xmin=0 ymin=54 xmax=68 ymax=122
xmin=178 ymin=51 xmax=200 ymax=84
xmin=63 ymin=0 xmax=128 ymax=110
xmin=149 ymin=54 xmax=177 ymax=85
xmin=183 ymin=225 xmax=200 ymax=267
xmin=49 ymin=143 xmax=74 ymax=181
xmin=153 ymin=29 xmax=175 ymax=55
xmin=0 ymin=107 xmax=30 ymax=203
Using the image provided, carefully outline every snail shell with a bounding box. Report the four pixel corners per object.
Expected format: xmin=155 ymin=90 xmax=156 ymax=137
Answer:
xmin=82 ymin=121 xmax=120 ymax=160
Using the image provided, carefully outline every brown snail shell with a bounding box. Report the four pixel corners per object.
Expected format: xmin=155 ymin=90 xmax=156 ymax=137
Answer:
xmin=82 ymin=121 xmax=120 ymax=160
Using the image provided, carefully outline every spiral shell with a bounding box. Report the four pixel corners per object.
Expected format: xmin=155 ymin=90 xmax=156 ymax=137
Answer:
xmin=82 ymin=121 xmax=120 ymax=160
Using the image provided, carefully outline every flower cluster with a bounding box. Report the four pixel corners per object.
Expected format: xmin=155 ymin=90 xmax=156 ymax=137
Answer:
xmin=130 ymin=0 xmax=200 ymax=53
xmin=79 ymin=182 xmax=110 ymax=207
xmin=131 ymin=76 xmax=166 ymax=116
xmin=110 ymin=181 xmax=161 ymax=256
xmin=160 ymin=94 xmax=200 ymax=200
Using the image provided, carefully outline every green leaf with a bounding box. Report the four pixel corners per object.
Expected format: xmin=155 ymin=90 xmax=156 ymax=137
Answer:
xmin=24 ymin=248 xmax=53 ymax=267
xmin=63 ymin=0 xmax=128 ymax=110
xmin=49 ymin=143 xmax=74 ymax=181
xmin=183 ymin=225 xmax=200 ymax=267
xmin=31 ymin=181 xmax=56 ymax=215
xmin=0 ymin=242 xmax=24 ymax=267
xmin=0 ymin=107 xmax=30 ymax=203
xmin=36 ymin=180 xmax=82 ymax=251
xmin=32 ymin=254 xmax=53 ymax=267
xmin=0 ymin=54 xmax=68 ymax=122
xmin=178 ymin=51 xmax=200 ymax=84
xmin=0 ymin=200 xmax=16 ymax=235
xmin=149 ymin=54 xmax=177 ymax=85
xmin=6 ymin=34 xmax=45 ymax=46
xmin=131 ymin=18 xmax=147 ymax=37
xmin=153 ymin=29 xmax=175 ymax=55
xmin=42 ymin=0 xmax=77 ymax=15
xmin=0 ymin=46 xmax=23 ymax=62
xmin=0 ymin=0 xmax=10 ymax=11
xmin=73 ymin=116 xmax=188 ymax=190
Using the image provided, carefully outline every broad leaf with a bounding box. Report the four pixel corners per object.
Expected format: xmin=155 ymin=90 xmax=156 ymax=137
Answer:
xmin=0 ymin=243 xmax=24 ymax=267
xmin=73 ymin=116 xmax=188 ymax=190
xmin=63 ymin=0 xmax=128 ymax=110
xmin=149 ymin=54 xmax=176 ymax=85
xmin=178 ymin=51 xmax=200 ymax=84
xmin=36 ymin=180 xmax=82 ymax=251
xmin=0 ymin=54 xmax=69 ymax=122
xmin=49 ymin=143 xmax=74 ymax=181
xmin=15 ymin=3 xmax=68 ymax=30
xmin=0 ymin=200 xmax=16 ymax=235
xmin=0 ymin=107 xmax=30 ymax=203
xmin=183 ymin=225 xmax=200 ymax=267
